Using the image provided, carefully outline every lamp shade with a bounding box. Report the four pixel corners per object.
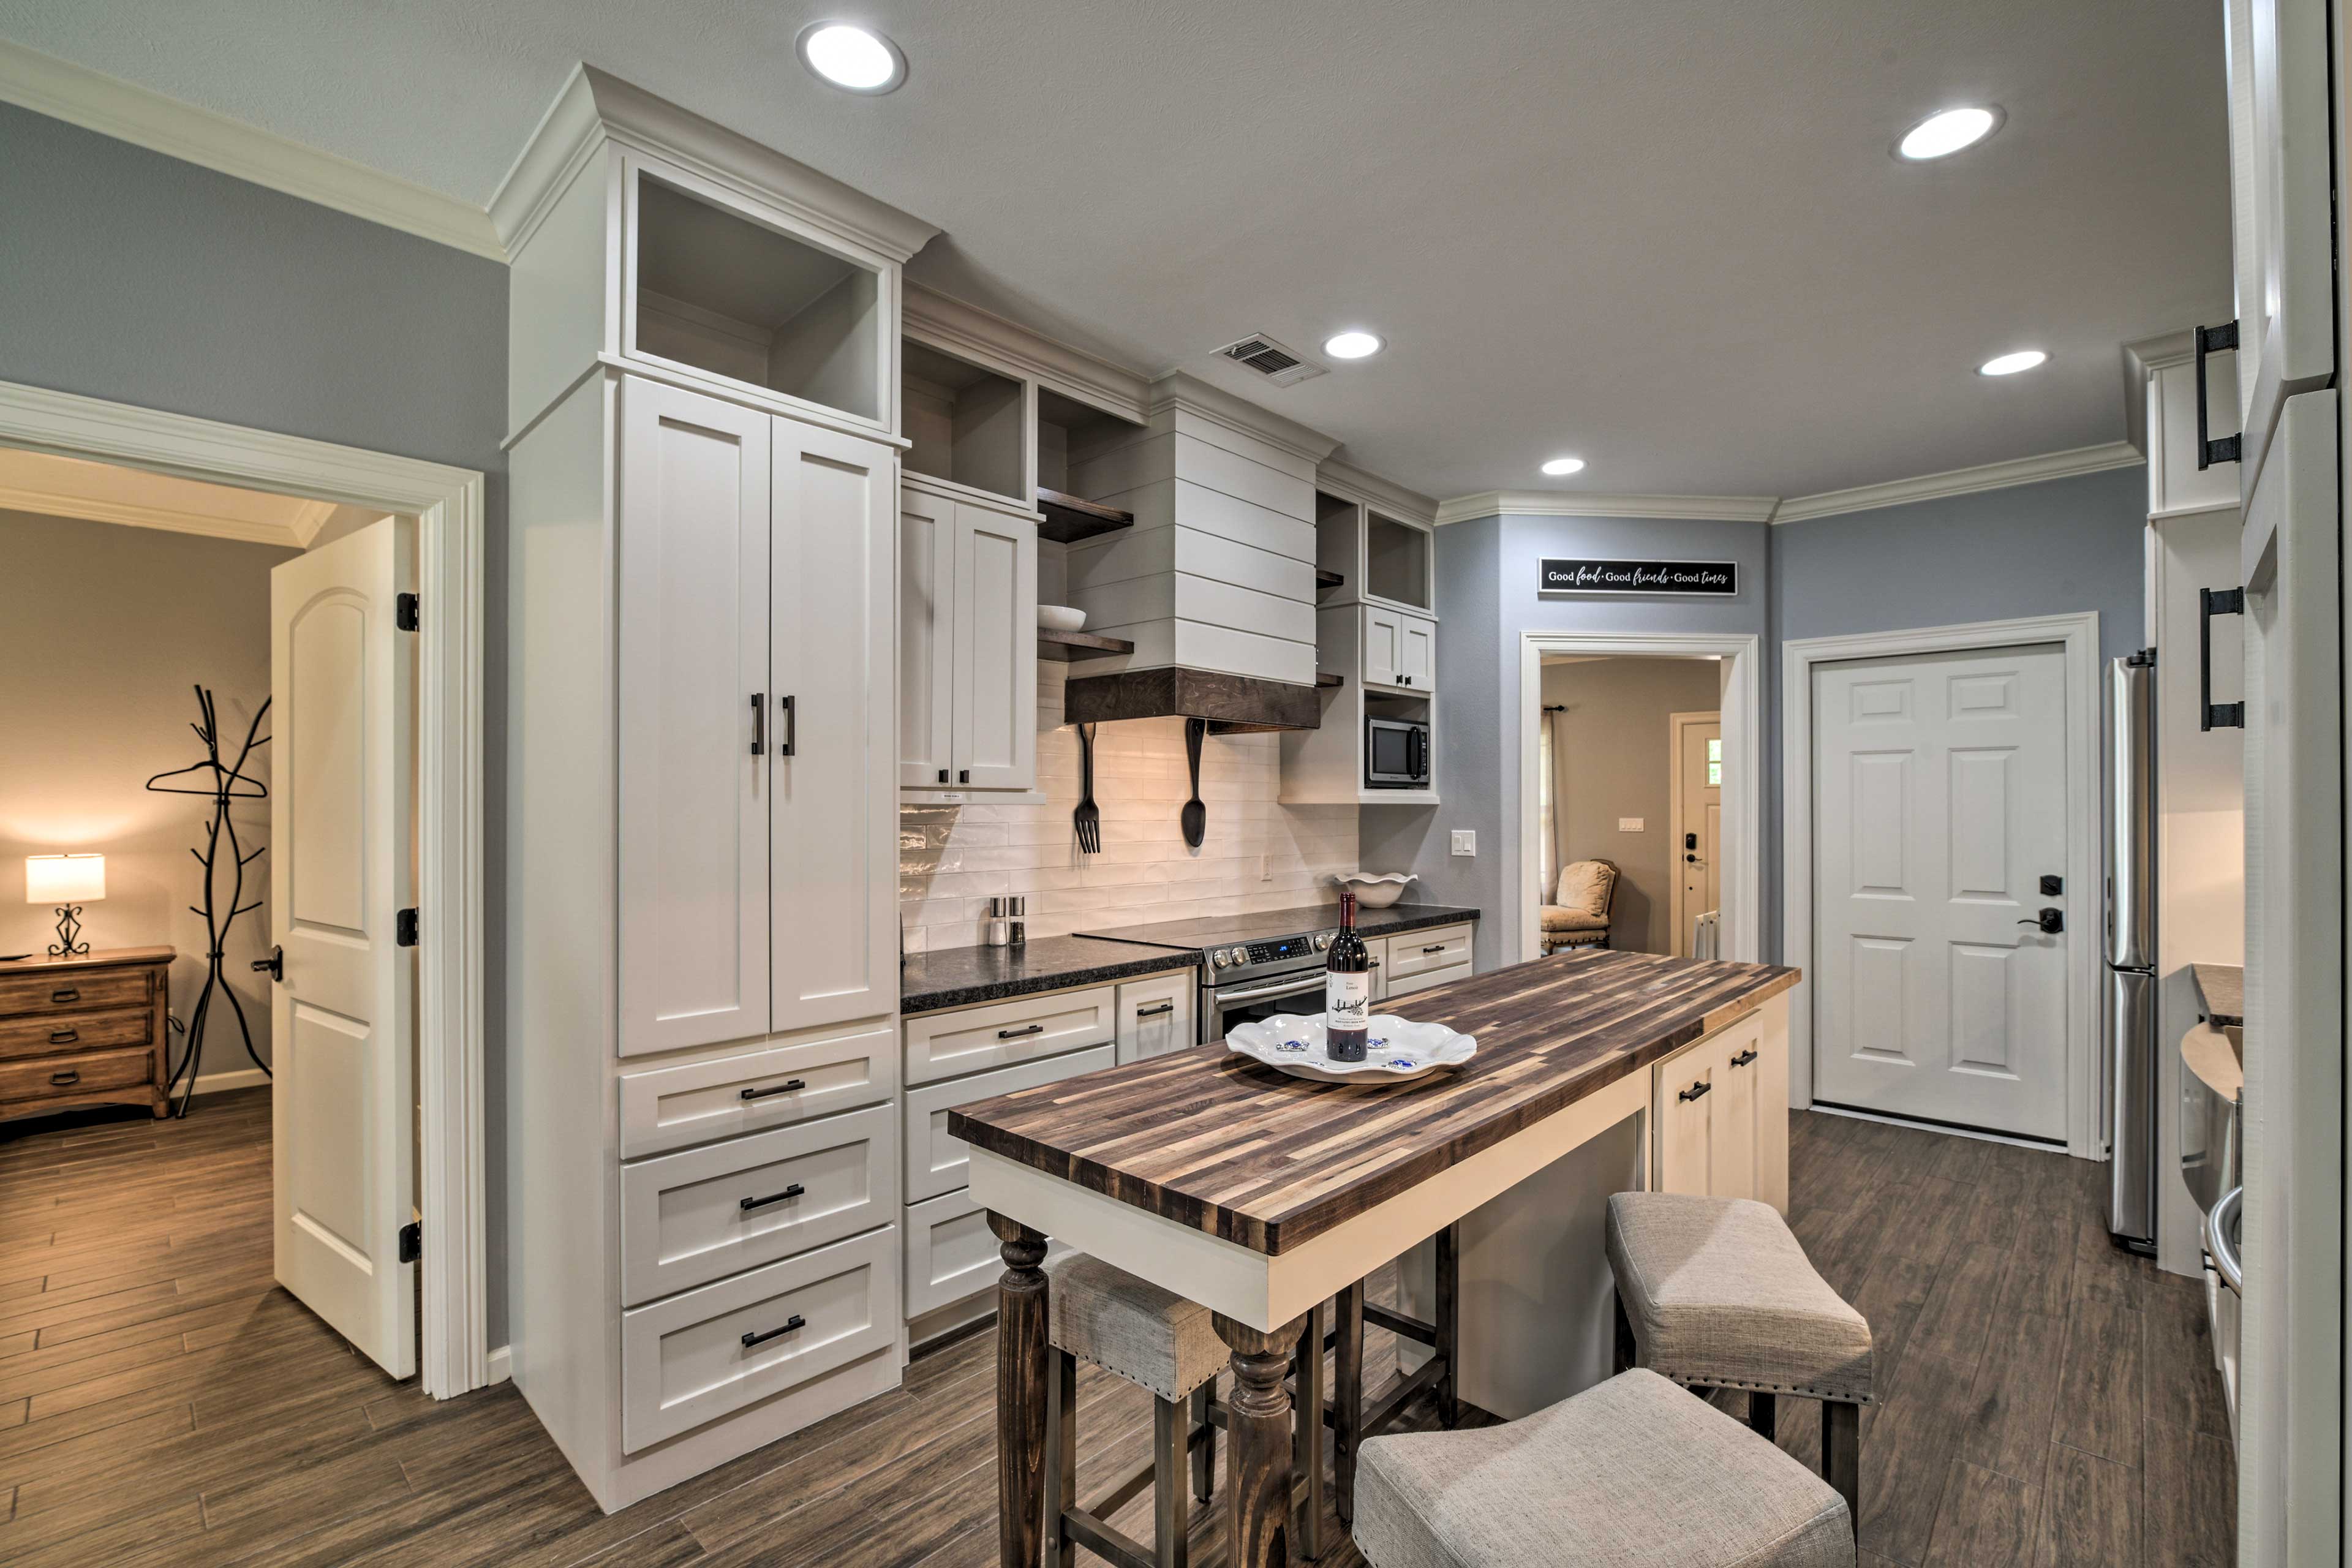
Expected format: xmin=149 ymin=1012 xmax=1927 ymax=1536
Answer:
xmin=25 ymin=854 xmax=104 ymax=905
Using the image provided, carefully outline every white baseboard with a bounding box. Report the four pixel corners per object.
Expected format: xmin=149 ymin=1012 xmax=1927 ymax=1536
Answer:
xmin=189 ymin=1067 xmax=271 ymax=1096
xmin=487 ymin=1344 xmax=512 ymax=1386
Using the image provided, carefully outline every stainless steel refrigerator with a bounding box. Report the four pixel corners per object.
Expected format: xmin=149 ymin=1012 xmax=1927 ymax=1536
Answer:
xmin=2103 ymin=650 xmax=2158 ymax=1254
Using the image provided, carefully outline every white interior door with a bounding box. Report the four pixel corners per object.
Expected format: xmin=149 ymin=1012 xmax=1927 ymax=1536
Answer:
xmin=270 ymin=516 xmax=417 ymax=1378
xmin=1672 ymin=712 xmax=1721 ymax=956
xmin=1812 ymin=644 xmax=2070 ymax=1139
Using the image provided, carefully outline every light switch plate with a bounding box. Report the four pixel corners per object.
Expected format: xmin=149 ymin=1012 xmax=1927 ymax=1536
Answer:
xmin=1450 ymin=831 xmax=1475 ymax=856
xmin=1619 ymin=817 xmax=1645 ymax=832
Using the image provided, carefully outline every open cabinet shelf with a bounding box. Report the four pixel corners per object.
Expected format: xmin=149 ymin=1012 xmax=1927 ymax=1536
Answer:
xmin=1037 ymin=627 xmax=1135 ymax=662
xmin=901 ymin=337 xmax=1027 ymax=502
xmin=1035 ymin=489 xmax=1134 ymax=544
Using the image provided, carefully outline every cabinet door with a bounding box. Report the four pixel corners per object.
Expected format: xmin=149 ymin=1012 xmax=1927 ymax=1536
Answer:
xmin=1706 ymin=1022 xmax=1760 ymax=1203
xmin=1365 ymin=936 xmax=1390 ymax=1003
xmin=771 ymin=421 xmax=899 ymax=1035
xmin=952 ymin=505 xmax=1038 ymax=790
xmin=1398 ymin=615 xmax=1436 ymax=690
xmin=617 ymin=379 xmax=772 ymax=1055
xmin=2228 ymin=0 xmax=2334 ymax=448
xmin=1654 ymin=1049 xmax=1712 ymax=1196
xmin=1362 ymin=606 xmax=1401 ymax=689
xmin=898 ymin=486 xmax=957 ymax=788
xmin=1116 ymin=973 xmax=1195 ymax=1063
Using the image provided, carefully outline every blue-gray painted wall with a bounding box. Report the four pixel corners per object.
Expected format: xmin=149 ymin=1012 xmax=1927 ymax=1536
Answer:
xmin=0 ymin=103 xmax=516 ymax=1341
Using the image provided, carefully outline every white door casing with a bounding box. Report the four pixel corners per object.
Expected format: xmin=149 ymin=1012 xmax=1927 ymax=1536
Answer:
xmin=1811 ymin=644 xmax=2070 ymax=1140
xmin=1670 ymin=711 xmax=1721 ymax=957
xmin=271 ymin=516 xmax=418 ymax=1379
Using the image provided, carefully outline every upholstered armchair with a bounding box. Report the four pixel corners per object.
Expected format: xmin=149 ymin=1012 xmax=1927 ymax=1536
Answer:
xmin=1540 ymin=859 xmax=1618 ymax=954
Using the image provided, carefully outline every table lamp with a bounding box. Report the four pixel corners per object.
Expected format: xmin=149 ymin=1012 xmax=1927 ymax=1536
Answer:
xmin=25 ymin=854 xmax=104 ymax=958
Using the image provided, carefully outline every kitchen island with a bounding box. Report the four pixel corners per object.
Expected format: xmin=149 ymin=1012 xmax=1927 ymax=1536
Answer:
xmin=950 ymin=947 xmax=1799 ymax=1568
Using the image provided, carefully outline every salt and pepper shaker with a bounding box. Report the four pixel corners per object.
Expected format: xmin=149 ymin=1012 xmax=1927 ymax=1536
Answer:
xmin=986 ymin=895 xmax=1027 ymax=948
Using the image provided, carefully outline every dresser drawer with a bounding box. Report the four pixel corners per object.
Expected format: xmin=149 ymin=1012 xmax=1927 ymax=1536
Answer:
xmin=903 ymin=986 xmax=1116 ymax=1086
xmin=0 ymin=1048 xmax=152 ymax=1102
xmin=619 ymin=1025 xmax=896 ymax=1159
xmin=620 ymin=1225 xmax=897 ymax=1452
xmin=621 ymin=1104 xmax=896 ymax=1305
xmin=1384 ymin=925 xmax=1472 ymax=982
xmin=0 ymin=1008 xmax=152 ymax=1062
xmin=0 ymin=968 xmax=150 ymax=1019
xmin=903 ymin=1044 xmax=1115 ymax=1202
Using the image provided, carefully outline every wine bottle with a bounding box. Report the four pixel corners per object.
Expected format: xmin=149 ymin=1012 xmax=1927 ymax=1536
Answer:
xmin=1325 ymin=891 xmax=1370 ymax=1063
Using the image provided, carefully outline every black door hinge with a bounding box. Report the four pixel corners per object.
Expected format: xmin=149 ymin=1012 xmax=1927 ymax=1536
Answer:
xmin=398 ymin=1221 xmax=422 ymax=1264
xmin=396 ymin=908 xmax=420 ymax=947
xmin=396 ymin=592 xmax=421 ymax=632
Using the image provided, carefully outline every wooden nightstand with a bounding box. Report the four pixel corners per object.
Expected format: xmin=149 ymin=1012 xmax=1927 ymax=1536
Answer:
xmin=0 ymin=948 xmax=173 ymax=1121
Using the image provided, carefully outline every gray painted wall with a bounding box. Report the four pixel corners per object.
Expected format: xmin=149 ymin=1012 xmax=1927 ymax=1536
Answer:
xmin=0 ymin=104 xmax=515 ymax=1341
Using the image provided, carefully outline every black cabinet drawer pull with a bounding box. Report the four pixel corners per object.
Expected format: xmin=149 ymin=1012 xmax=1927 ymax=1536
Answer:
xmin=49 ymin=1028 xmax=77 ymax=1044
xmin=777 ymin=694 xmax=797 ymax=757
xmin=1730 ymin=1048 xmax=1758 ymax=1068
xmin=739 ymin=1183 xmax=806 ymax=1213
xmin=2200 ymin=589 xmax=2245 ymax=731
xmin=1422 ymin=943 xmax=1447 ymax=954
xmin=51 ymin=989 xmax=78 ymax=1004
xmin=49 ymin=1071 xmax=79 ymax=1087
xmin=1677 ymin=1080 xmax=1711 ymax=1102
xmin=1134 ymin=1003 xmax=1174 ymax=1019
xmin=741 ymin=1314 xmax=806 ymax=1350
xmin=2195 ymin=321 xmax=2242 ymax=469
xmin=998 ymin=1024 xmax=1046 ymax=1040
xmin=750 ymin=692 xmax=766 ymax=755
xmin=740 ymin=1079 xmax=807 ymax=1102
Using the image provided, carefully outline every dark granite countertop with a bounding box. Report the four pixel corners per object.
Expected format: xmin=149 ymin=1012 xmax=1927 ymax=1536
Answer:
xmin=901 ymin=935 xmax=1199 ymax=1016
xmin=1076 ymin=902 xmax=1481 ymax=949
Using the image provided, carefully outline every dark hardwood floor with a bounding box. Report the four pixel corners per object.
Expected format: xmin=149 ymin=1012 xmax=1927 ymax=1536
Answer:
xmin=0 ymin=1091 xmax=2234 ymax=1566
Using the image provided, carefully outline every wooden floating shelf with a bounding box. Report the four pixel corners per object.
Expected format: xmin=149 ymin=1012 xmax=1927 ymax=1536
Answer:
xmin=1316 ymin=671 xmax=1345 ymax=688
xmin=1038 ymin=628 xmax=1134 ymax=662
xmin=1316 ymin=568 xmax=1345 ymax=589
xmin=1036 ymin=488 xmax=1135 ymax=545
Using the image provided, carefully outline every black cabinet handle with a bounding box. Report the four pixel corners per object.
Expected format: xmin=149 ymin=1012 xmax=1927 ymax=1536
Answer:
xmin=1678 ymin=1080 xmax=1711 ymax=1102
xmin=741 ymin=1314 xmax=806 ymax=1349
xmin=938 ymin=769 xmax=949 ymax=784
xmin=739 ymin=1183 xmax=805 ymax=1212
xmin=1422 ymin=943 xmax=1446 ymax=954
xmin=50 ymin=989 xmax=78 ymax=1004
xmin=751 ymin=692 xmax=766 ymax=755
xmin=1135 ymin=1003 xmax=1174 ymax=1018
xmin=49 ymin=1071 xmax=78 ymax=1087
xmin=740 ymin=1079 xmax=807 ymax=1102
xmin=1730 ymin=1048 xmax=1758 ymax=1068
xmin=2200 ymin=588 xmax=2245 ymax=731
xmin=998 ymin=1023 xmax=1046 ymax=1040
xmin=2195 ymin=322 xmax=2242 ymax=469
xmin=777 ymin=694 xmax=796 ymax=757
xmin=959 ymin=769 xmax=970 ymax=783
xmin=48 ymin=1028 xmax=76 ymax=1044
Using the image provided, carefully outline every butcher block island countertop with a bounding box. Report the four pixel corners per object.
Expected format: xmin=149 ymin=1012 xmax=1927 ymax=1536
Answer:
xmin=948 ymin=948 xmax=1798 ymax=1256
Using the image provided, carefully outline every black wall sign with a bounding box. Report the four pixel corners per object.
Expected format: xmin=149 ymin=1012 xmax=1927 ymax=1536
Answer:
xmin=1539 ymin=557 xmax=1739 ymax=597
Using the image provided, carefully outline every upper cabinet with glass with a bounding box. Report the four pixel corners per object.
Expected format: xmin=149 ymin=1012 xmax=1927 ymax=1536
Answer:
xmin=494 ymin=66 xmax=940 ymax=440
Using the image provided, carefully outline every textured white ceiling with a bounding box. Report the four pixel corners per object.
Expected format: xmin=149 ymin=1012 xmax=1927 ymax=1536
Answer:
xmin=0 ymin=0 xmax=2233 ymax=499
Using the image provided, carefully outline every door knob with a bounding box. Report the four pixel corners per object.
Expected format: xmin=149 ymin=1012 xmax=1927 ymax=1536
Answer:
xmin=2017 ymin=908 xmax=2064 ymax=935
xmin=252 ymin=945 xmax=284 ymax=981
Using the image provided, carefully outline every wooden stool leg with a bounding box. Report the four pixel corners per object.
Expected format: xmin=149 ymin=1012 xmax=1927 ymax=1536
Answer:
xmin=1292 ymin=1302 xmax=1325 ymax=1560
xmin=1434 ymin=1225 xmax=1460 ymax=1428
xmin=1333 ymin=1283 xmax=1363 ymax=1527
xmin=1612 ymin=1291 xmax=1636 ymax=1376
xmin=1189 ymin=1382 xmax=1215 ymax=1504
xmin=1153 ymin=1394 xmax=1190 ymax=1568
xmin=1823 ymin=1400 xmax=1861 ymax=1537
xmin=1042 ymin=1349 xmax=1077 ymax=1568
xmin=1747 ymin=1391 xmax=1777 ymax=1441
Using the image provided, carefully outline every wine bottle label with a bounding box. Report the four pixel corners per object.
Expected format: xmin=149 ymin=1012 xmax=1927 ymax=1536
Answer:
xmin=1326 ymin=970 xmax=1370 ymax=1028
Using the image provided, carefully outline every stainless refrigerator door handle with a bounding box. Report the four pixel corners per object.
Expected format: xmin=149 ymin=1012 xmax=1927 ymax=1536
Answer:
xmin=2206 ymin=1185 xmax=2244 ymax=1294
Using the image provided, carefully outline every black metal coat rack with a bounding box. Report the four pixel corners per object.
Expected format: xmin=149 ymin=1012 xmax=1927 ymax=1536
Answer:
xmin=145 ymin=686 xmax=271 ymax=1118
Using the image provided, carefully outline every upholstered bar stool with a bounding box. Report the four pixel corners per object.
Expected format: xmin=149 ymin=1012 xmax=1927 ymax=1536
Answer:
xmin=1605 ymin=1193 xmax=1874 ymax=1529
xmin=1042 ymin=1253 xmax=1324 ymax=1568
xmin=1353 ymin=1369 xmax=1853 ymax=1568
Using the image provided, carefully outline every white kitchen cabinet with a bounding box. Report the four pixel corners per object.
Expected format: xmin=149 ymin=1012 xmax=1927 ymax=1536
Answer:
xmin=1649 ymin=1002 xmax=1784 ymax=1210
xmin=1398 ymin=615 xmax=1436 ymax=690
xmin=1115 ymin=973 xmax=1196 ymax=1063
xmin=1361 ymin=604 xmax=1434 ymax=694
xmin=900 ymin=478 xmax=1038 ymax=792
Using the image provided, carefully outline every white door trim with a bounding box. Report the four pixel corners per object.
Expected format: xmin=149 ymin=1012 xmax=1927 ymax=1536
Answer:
xmin=1517 ymin=633 xmax=1760 ymax=967
xmin=1666 ymin=709 xmax=1721 ymax=958
xmin=1781 ymin=611 xmax=2102 ymax=1158
xmin=0 ymin=378 xmax=490 ymax=1396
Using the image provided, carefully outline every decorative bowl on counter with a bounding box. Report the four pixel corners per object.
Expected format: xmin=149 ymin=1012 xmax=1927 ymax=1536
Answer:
xmin=1333 ymin=872 xmax=1417 ymax=908
xmin=1038 ymin=604 xmax=1087 ymax=631
xmin=1226 ymin=1013 xmax=1476 ymax=1084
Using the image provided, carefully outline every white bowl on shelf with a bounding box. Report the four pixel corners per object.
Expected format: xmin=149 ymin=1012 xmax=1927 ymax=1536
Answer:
xmin=1334 ymin=872 xmax=1417 ymax=908
xmin=1038 ymin=605 xmax=1087 ymax=632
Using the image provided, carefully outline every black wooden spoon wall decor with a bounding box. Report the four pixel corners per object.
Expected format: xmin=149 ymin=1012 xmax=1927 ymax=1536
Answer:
xmin=1181 ymin=718 xmax=1207 ymax=848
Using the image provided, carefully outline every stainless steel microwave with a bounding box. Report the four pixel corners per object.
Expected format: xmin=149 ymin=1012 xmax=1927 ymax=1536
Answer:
xmin=1365 ymin=716 xmax=1430 ymax=788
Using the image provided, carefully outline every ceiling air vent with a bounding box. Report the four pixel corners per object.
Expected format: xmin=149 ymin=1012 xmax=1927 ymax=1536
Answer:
xmin=1216 ymin=333 xmax=1327 ymax=388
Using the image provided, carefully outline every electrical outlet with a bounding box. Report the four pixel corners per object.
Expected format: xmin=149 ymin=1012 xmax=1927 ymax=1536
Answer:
xmin=1450 ymin=831 xmax=1475 ymax=856
xmin=1618 ymin=817 xmax=1645 ymax=832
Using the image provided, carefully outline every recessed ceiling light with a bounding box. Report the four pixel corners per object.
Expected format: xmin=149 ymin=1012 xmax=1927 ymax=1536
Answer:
xmin=1978 ymin=350 xmax=2048 ymax=377
xmin=796 ymin=21 xmax=907 ymax=94
xmin=1323 ymin=331 xmax=1384 ymax=360
xmin=1540 ymin=456 xmax=1586 ymax=477
xmin=1896 ymin=105 xmax=2001 ymax=160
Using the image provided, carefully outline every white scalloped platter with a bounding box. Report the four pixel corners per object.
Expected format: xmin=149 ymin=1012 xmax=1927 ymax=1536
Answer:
xmin=1225 ymin=1013 xmax=1477 ymax=1084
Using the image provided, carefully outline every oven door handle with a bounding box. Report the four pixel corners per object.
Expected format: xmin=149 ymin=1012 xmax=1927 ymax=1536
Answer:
xmin=1212 ymin=975 xmax=1331 ymax=1006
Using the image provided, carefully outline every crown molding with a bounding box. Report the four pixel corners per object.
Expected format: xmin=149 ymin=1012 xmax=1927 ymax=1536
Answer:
xmin=903 ymin=284 xmax=1149 ymax=424
xmin=1149 ymin=372 xmax=1341 ymax=468
xmin=1434 ymin=491 xmax=1780 ymax=526
xmin=1316 ymin=459 xmax=1438 ymax=526
xmin=0 ymin=480 xmax=309 ymax=548
xmin=1770 ymin=440 xmax=2144 ymax=524
xmin=0 ymin=37 xmax=505 ymax=260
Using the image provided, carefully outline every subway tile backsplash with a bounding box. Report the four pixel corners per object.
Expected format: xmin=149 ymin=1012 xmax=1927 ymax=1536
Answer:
xmin=900 ymin=665 xmax=1359 ymax=951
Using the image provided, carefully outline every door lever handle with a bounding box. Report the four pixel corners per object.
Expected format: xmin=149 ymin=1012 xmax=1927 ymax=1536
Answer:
xmin=252 ymin=945 xmax=283 ymax=981
xmin=2017 ymin=908 xmax=2064 ymax=935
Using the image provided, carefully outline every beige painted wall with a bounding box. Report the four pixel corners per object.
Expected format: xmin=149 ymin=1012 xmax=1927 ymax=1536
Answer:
xmin=1540 ymin=656 xmax=1722 ymax=955
xmin=1 ymin=508 xmax=295 ymax=1074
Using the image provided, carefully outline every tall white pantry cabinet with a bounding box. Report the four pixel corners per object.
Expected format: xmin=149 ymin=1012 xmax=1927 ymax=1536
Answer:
xmin=498 ymin=68 xmax=938 ymax=1512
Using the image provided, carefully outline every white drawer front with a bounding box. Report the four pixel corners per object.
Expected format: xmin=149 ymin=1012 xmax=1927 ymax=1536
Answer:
xmin=1115 ymin=973 xmax=1197 ymax=1063
xmin=1384 ymin=924 xmax=1473 ymax=982
xmin=903 ymin=1043 xmax=1116 ymax=1202
xmin=1384 ymin=960 xmax=1472 ymax=1000
xmin=621 ymin=1226 xmax=898 ymax=1453
xmin=621 ymin=1103 xmax=897 ymax=1305
xmin=903 ymin=986 xmax=1115 ymax=1086
xmin=619 ymin=1025 xmax=897 ymax=1159
xmin=903 ymin=1189 xmax=1074 ymax=1319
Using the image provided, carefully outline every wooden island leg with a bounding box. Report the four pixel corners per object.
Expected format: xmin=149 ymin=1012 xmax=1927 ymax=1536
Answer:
xmin=1215 ymin=1312 xmax=1305 ymax=1568
xmin=1332 ymin=1283 xmax=1363 ymax=1526
xmin=989 ymin=1213 xmax=1050 ymax=1568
